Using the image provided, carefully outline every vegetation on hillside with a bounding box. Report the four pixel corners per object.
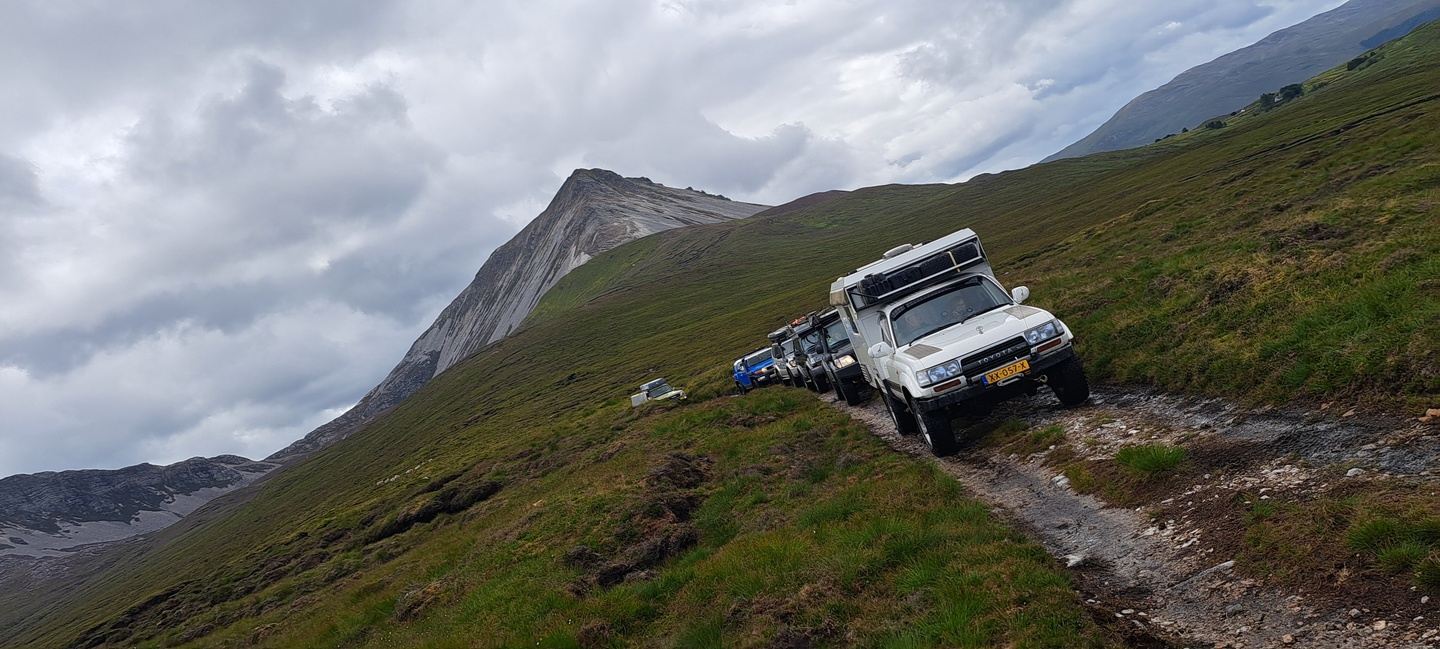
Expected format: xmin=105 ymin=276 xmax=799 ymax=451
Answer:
xmin=7 ymin=20 xmax=1439 ymax=649
xmin=536 ymin=21 xmax=1439 ymax=409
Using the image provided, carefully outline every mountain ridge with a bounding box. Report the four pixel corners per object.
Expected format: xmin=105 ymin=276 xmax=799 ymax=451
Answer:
xmin=0 ymin=455 xmax=275 ymax=558
xmin=1044 ymin=0 xmax=1440 ymax=162
xmin=267 ymin=169 xmax=766 ymax=459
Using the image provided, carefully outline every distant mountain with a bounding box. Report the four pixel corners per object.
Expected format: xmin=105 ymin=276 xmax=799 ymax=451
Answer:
xmin=1044 ymin=0 xmax=1440 ymax=162
xmin=268 ymin=169 xmax=767 ymax=459
xmin=0 ymin=455 xmax=275 ymax=558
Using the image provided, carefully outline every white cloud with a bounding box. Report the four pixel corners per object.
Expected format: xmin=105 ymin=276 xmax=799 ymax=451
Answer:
xmin=0 ymin=0 xmax=1342 ymax=476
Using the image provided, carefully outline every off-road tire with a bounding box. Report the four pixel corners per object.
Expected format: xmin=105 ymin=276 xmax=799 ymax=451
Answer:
xmin=884 ymin=391 xmax=919 ymax=436
xmin=911 ymin=399 xmax=959 ymax=457
xmin=734 ymin=381 xmax=749 ymax=395
xmin=1048 ymin=356 xmax=1090 ymax=407
xmin=837 ymin=378 xmax=864 ymax=406
xmin=811 ymin=372 xmax=830 ymax=393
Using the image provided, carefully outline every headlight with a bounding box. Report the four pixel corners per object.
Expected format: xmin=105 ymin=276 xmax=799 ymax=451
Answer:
xmin=917 ymin=359 xmax=963 ymax=387
xmin=1024 ymin=319 xmax=1063 ymax=346
xmin=834 ymin=354 xmax=856 ymax=369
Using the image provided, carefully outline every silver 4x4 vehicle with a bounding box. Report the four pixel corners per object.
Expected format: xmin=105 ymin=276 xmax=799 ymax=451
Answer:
xmin=767 ymin=326 xmax=802 ymax=388
xmin=788 ymin=314 xmax=831 ymax=393
xmin=830 ymin=228 xmax=1088 ymax=456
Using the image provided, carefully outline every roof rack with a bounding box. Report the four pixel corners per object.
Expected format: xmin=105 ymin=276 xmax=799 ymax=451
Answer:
xmin=849 ymin=237 xmax=984 ymax=309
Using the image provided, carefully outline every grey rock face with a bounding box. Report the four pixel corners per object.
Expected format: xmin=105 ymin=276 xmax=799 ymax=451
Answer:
xmin=0 ymin=455 xmax=275 ymax=558
xmin=269 ymin=169 xmax=766 ymax=459
xmin=1044 ymin=0 xmax=1440 ymax=162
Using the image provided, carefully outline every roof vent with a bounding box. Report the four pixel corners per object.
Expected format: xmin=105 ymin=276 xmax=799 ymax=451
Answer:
xmin=882 ymin=244 xmax=914 ymax=259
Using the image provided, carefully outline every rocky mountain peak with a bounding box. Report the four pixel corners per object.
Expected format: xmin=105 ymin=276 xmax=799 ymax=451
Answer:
xmin=268 ymin=172 xmax=768 ymax=460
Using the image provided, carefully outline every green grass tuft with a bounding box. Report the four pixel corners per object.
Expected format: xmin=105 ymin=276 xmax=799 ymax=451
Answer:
xmin=1114 ymin=445 xmax=1186 ymax=476
xmin=1377 ymin=542 xmax=1429 ymax=574
xmin=1417 ymin=554 xmax=1440 ymax=592
xmin=1346 ymin=518 xmax=1409 ymax=555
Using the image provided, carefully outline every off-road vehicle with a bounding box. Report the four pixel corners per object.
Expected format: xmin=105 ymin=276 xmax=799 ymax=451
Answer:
xmin=630 ymin=378 xmax=687 ymax=407
xmin=830 ymin=228 xmax=1088 ymax=456
xmin=788 ymin=315 xmax=831 ymax=393
xmin=766 ymin=326 xmax=801 ymax=387
xmin=732 ymin=347 xmax=777 ymax=393
xmin=809 ymin=309 xmax=866 ymax=405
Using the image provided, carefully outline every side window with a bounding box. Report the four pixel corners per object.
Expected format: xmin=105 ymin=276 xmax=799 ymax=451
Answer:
xmin=881 ymin=317 xmax=895 ymax=346
xmin=844 ymin=306 xmax=861 ymax=335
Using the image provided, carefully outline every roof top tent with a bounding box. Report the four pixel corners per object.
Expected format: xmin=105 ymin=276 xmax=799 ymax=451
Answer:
xmin=829 ymin=228 xmax=993 ymax=381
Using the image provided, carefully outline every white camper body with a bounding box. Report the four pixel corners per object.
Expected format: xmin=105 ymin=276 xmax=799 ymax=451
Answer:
xmin=829 ymin=229 xmax=997 ymax=383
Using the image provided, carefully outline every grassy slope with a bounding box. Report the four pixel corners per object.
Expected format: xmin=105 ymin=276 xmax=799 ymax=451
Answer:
xmin=535 ymin=23 xmax=1438 ymax=407
xmin=9 ymin=21 xmax=1438 ymax=649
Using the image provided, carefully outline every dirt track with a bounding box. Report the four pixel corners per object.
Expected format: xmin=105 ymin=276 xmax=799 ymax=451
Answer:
xmin=822 ymin=385 xmax=1439 ymax=648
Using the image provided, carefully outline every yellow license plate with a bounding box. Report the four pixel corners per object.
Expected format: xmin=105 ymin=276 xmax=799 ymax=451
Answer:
xmin=983 ymin=359 xmax=1030 ymax=385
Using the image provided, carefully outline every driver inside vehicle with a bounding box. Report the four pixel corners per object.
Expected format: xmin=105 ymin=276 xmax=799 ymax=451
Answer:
xmin=891 ymin=277 xmax=1009 ymax=346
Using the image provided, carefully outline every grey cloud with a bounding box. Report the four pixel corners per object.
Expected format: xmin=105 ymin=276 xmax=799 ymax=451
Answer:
xmin=0 ymin=0 xmax=1345 ymax=477
xmin=0 ymin=154 xmax=40 ymax=208
xmin=0 ymin=1 xmax=406 ymax=145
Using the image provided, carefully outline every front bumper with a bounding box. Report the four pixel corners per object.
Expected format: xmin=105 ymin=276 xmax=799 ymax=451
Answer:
xmin=911 ymin=347 xmax=1075 ymax=413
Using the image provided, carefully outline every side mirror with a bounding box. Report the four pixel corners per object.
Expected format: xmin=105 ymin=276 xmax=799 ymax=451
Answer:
xmin=1011 ymin=286 xmax=1030 ymax=304
xmin=869 ymin=342 xmax=894 ymax=358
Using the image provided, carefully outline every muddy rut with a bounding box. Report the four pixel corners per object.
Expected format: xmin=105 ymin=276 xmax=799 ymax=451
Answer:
xmin=823 ymin=386 xmax=1438 ymax=648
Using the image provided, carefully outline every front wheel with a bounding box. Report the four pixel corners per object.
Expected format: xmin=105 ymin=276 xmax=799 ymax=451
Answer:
xmin=883 ymin=391 xmax=919 ymax=436
xmin=911 ymin=400 xmax=959 ymax=457
xmin=811 ymin=372 xmax=830 ymax=393
xmin=837 ymin=379 xmax=864 ymax=406
xmin=734 ymin=381 xmax=750 ymax=395
xmin=1048 ymin=357 xmax=1090 ymax=407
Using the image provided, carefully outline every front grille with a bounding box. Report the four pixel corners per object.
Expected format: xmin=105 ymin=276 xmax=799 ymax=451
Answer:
xmin=962 ymin=337 xmax=1029 ymax=375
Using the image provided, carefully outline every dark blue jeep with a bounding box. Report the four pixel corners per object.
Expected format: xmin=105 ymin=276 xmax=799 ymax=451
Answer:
xmin=732 ymin=347 xmax=777 ymax=393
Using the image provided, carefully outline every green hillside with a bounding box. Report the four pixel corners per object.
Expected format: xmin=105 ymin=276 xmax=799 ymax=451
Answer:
xmin=7 ymin=20 xmax=1438 ymax=649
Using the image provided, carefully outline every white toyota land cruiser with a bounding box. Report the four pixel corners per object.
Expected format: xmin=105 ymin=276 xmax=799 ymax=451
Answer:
xmin=830 ymin=228 xmax=1089 ymax=456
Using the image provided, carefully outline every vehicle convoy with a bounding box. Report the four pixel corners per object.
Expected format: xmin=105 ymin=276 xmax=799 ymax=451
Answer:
xmin=831 ymin=228 xmax=1089 ymax=456
xmin=810 ymin=309 xmax=866 ymax=405
xmin=732 ymin=347 xmax=777 ymax=393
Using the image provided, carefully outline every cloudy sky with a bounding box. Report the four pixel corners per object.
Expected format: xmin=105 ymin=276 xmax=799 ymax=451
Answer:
xmin=0 ymin=0 xmax=1343 ymax=476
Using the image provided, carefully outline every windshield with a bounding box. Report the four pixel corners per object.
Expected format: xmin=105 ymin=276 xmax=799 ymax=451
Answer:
xmin=645 ymin=382 xmax=672 ymax=398
xmin=823 ymin=320 xmax=849 ymax=351
xmin=890 ymin=277 xmax=1010 ymax=346
xmin=799 ymin=328 xmax=824 ymax=353
xmin=743 ymin=350 xmax=772 ymax=367
xmin=783 ymin=338 xmax=800 ymax=355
